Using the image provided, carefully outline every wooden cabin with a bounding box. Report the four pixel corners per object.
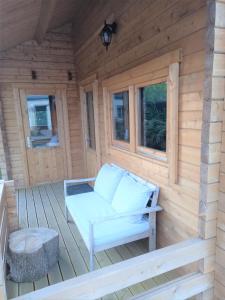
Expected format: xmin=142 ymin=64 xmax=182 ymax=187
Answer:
xmin=0 ymin=0 xmax=225 ymax=299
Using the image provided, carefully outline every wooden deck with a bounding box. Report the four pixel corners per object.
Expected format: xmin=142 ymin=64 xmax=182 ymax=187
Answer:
xmin=6 ymin=182 xmax=179 ymax=299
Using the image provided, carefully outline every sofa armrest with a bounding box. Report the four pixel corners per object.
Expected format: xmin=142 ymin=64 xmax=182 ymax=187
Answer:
xmin=64 ymin=177 xmax=96 ymax=197
xmin=90 ymin=205 xmax=162 ymax=225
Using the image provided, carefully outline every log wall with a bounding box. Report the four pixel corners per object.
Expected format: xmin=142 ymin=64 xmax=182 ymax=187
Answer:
xmin=74 ymin=0 xmax=207 ymax=247
xmin=213 ymin=1 xmax=225 ymax=299
xmin=4 ymin=180 xmax=18 ymax=233
xmin=0 ymin=24 xmax=84 ymax=188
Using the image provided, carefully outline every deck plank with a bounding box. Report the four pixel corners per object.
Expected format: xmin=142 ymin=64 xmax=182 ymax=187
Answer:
xmin=52 ymin=182 xmax=152 ymax=299
xmin=38 ymin=185 xmax=74 ymax=283
xmin=26 ymin=187 xmax=49 ymax=291
xmin=6 ymin=182 xmax=180 ymax=299
xmin=17 ymin=188 xmax=35 ymax=296
xmin=52 ymin=182 xmax=126 ymax=300
xmin=50 ymin=182 xmax=119 ymax=300
xmin=43 ymin=184 xmax=88 ymax=276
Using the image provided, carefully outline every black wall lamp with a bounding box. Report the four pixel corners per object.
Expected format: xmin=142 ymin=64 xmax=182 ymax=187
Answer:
xmin=99 ymin=21 xmax=117 ymax=50
xmin=31 ymin=70 xmax=37 ymax=80
xmin=68 ymin=71 xmax=73 ymax=81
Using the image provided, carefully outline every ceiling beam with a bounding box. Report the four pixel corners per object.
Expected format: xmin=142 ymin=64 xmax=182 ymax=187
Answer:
xmin=35 ymin=0 xmax=57 ymax=44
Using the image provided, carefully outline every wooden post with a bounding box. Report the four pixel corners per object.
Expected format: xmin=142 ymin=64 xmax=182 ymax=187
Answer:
xmin=198 ymin=1 xmax=217 ymax=299
xmin=149 ymin=212 xmax=156 ymax=251
xmin=4 ymin=180 xmax=18 ymax=232
xmin=89 ymin=222 xmax=94 ymax=272
xmin=0 ymin=97 xmax=12 ymax=180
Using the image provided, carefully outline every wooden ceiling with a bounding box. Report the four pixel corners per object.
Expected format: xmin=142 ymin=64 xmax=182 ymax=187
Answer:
xmin=0 ymin=0 xmax=85 ymax=51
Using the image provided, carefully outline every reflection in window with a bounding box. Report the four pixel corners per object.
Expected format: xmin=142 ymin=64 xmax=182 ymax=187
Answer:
xmin=27 ymin=95 xmax=59 ymax=148
xmin=86 ymin=91 xmax=96 ymax=150
xmin=112 ymin=91 xmax=129 ymax=142
xmin=139 ymin=82 xmax=167 ymax=152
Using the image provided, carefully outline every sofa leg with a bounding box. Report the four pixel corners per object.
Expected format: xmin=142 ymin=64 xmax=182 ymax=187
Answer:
xmin=90 ymin=250 xmax=94 ymax=272
xmin=65 ymin=206 xmax=69 ymax=222
xmin=149 ymin=212 xmax=156 ymax=251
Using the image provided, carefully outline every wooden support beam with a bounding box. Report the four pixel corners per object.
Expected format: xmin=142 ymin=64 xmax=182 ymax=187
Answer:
xmin=35 ymin=0 xmax=56 ymax=44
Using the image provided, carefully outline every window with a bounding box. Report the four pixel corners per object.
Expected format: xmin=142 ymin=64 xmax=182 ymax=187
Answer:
xmin=138 ymin=82 xmax=167 ymax=152
xmin=35 ymin=105 xmax=48 ymax=127
xmin=27 ymin=95 xmax=59 ymax=148
xmin=103 ymin=50 xmax=180 ymax=175
xmin=86 ymin=91 xmax=96 ymax=150
xmin=112 ymin=91 xmax=129 ymax=143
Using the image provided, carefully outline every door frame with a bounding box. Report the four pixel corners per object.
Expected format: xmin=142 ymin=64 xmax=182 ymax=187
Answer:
xmin=13 ymin=83 xmax=72 ymax=187
xmin=80 ymin=78 xmax=101 ymax=177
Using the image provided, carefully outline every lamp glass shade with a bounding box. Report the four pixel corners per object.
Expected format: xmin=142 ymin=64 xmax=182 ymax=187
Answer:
xmin=100 ymin=23 xmax=115 ymax=49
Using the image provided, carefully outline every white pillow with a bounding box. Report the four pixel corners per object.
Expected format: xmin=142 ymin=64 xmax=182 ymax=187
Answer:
xmin=111 ymin=175 xmax=153 ymax=222
xmin=94 ymin=164 xmax=125 ymax=203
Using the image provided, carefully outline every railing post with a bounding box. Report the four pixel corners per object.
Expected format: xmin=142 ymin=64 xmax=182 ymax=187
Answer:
xmin=197 ymin=255 xmax=215 ymax=299
xmin=4 ymin=180 xmax=18 ymax=232
xmin=198 ymin=0 xmax=224 ymax=299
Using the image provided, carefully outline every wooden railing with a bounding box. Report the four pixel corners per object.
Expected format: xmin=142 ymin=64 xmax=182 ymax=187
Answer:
xmin=0 ymin=180 xmax=17 ymax=300
xmin=0 ymin=181 xmax=9 ymax=300
xmin=13 ymin=238 xmax=215 ymax=300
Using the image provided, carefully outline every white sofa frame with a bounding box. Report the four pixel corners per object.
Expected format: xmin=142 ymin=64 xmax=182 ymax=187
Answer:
xmin=64 ymin=176 xmax=162 ymax=271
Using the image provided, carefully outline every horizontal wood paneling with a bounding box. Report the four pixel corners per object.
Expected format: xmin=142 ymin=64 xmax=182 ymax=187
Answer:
xmin=73 ymin=0 xmax=207 ymax=249
xmin=213 ymin=1 xmax=225 ymax=299
xmin=0 ymin=24 xmax=84 ymax=187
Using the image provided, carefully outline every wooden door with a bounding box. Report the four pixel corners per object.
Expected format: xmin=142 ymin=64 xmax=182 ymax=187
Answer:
xmin=81 ymin=82 xmax=100 ymax=178
xmin=17 ymin=86 xmax=71 ymax=186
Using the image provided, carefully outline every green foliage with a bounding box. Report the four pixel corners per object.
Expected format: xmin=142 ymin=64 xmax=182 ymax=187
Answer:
xmin=35 ymin=110 xmax=48 ymax=127
xmin=141 ymin=82 xmax=167 ymax=151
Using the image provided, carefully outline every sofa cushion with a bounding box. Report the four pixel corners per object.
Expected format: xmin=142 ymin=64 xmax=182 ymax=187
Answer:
xmin=94 ymin=164 xmax=125 ymax=203
xmin=112 ymin=174 xmax=154 ymax=222
xmin=87 ymin=218 xmax=149 ymax=250
xmin=66 ymin=191 xmax=115 ymax=232
xmin=66 ymin=191 xmax=149 ymax=250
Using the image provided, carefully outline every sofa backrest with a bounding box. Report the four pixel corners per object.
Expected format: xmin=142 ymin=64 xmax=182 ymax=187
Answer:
xmin=110 ymin=163 xmax=159 ymax=208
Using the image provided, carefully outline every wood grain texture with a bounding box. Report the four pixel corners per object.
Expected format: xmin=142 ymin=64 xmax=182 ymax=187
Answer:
xmin=74 ymin=0 xmax=207 ymax=249
xmin=214 ymin=0 xmax=225 ymax=298
xmin=35 ymin=0 xmax=57 ymax=44
xmin=11 ymin=238 xmax=215 ymax=300
xmin=0 ymin=0 xmax=84 ymax=51
xmin=0 ymin=180 xmax=17 ymax=300
xmin=0 ymin=24 xmax=84 ymax=188
xmin=6 ymin=182 xmax=178 ymax=299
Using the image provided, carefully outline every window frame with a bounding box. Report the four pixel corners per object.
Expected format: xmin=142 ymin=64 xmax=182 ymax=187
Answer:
xmin=26 ymin=94 xmax=60 ymax=149
xmin=85 ymin=90 xmax=96 ymax=151
xmin=102 ymin=49 xmax=180 ymax=185
xmin=135 ymin=76 xmax=168 ymax=162
xmin=108 ymin=86 xmax=133 ymax=151
xmin=80 ymin=78 xmax=101 ymax=176
xmin=81 ymin=85 xmax=97 ymax=154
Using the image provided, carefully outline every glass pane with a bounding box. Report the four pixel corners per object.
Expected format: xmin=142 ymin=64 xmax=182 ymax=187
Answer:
xmin=86 ymin=91 xmax=96 ymax=150
xmin=27 ymin=95 xmax=59 ymax=148
xmin=112 ymin=91 xmax=129 ymax=142
xmin=139 ymin=82 xmax=167 ymax=152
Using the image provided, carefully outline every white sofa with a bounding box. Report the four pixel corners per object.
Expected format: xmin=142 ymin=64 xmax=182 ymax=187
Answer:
xmin=64 ymin=164 xmax=162 ymax=271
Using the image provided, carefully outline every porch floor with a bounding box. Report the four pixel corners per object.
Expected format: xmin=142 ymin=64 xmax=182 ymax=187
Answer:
xmin=6 ymin=182 xmax=179 ymax=299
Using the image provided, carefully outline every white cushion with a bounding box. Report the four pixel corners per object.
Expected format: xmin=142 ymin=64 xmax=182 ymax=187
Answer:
xmin=112 ymin=174 xmax=154 ymax=222
xmin=94 ymin=164 xmax=125 ymax=202
xmin=66 ymin=191 xmax=148 ymax=250
xmin=87 ymin=218 xmax=148 ymax=250
xmin=66 ymin=191 xmax=115 ymax=232
xmin=129 ymin=172 xmax=156 ymax=191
